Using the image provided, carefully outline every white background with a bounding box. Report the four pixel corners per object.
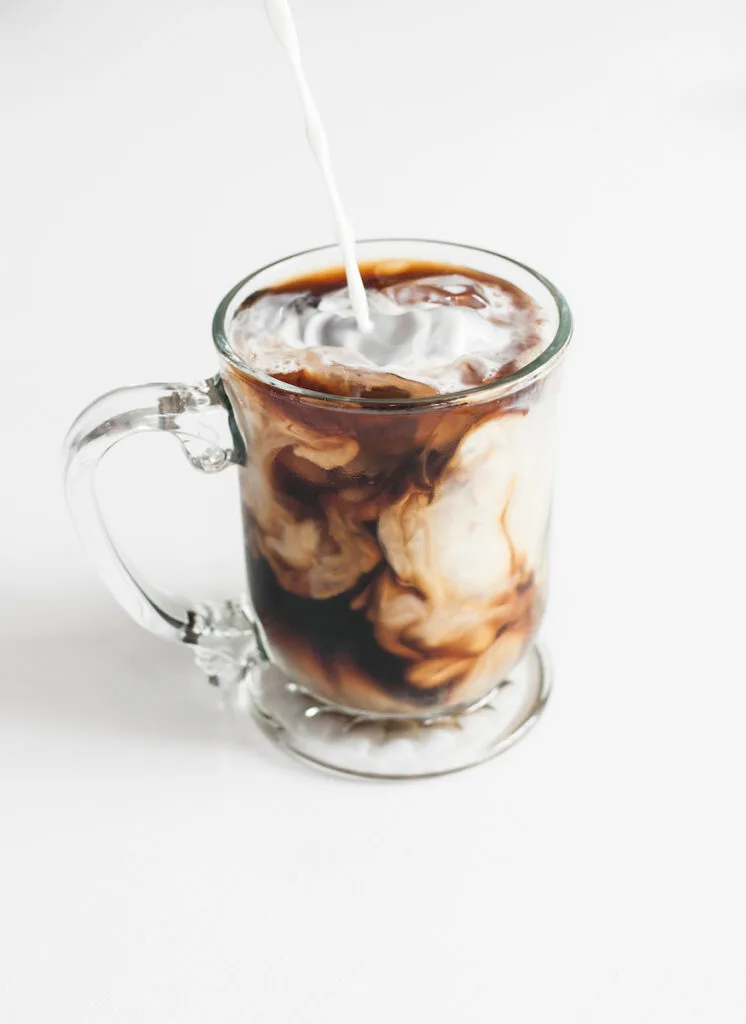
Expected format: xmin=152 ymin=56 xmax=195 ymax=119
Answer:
xmin=2 ymin=0 xmax=745 ymax=1019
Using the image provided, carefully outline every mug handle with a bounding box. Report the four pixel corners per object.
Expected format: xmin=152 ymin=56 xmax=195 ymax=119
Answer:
xmin=62 ymin=373 xmax=266 ymax=706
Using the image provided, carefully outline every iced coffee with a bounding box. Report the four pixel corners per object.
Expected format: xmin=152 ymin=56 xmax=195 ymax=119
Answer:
xmin=223 ymin=258 xmax=557 ymax=714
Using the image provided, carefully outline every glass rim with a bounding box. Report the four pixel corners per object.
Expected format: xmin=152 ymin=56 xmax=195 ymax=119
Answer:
xmin=211 ymin=238 xmax=573 ymax=408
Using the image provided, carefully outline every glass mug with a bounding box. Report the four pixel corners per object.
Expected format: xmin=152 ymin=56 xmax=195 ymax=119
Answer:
xmin=64 ymin=239 xmax=572 ymax=778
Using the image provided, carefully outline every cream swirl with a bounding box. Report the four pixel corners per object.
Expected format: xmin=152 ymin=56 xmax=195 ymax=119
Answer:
xmin=230 ymin=273 xmax=547 ymax=394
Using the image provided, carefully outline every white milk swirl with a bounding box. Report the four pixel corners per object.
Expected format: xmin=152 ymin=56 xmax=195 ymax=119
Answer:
xmin=263 ymin=0 xmax=371 ymax=332
xmin=230 ymin=272 xmax=547 ymax=394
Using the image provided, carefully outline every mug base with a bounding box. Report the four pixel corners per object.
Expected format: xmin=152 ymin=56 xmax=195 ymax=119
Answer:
xmin=249 ymin=642 xmax=551 ymax=779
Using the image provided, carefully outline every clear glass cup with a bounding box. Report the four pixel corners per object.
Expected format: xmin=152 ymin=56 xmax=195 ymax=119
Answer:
xmin=63 ymin=239 xmax=572 ymax=778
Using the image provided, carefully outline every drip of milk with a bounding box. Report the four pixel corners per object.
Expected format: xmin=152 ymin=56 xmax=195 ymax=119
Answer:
xmin=264 ymin=0 xmax=372 ymax=333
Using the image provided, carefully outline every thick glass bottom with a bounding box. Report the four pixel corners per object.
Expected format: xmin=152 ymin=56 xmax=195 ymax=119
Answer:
xmin=249 ymin=642 xmax=551 ymax=779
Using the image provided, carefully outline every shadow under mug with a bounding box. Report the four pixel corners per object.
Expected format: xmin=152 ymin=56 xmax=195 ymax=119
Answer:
xmin=64 ymin=239 xmax=572 ymax=779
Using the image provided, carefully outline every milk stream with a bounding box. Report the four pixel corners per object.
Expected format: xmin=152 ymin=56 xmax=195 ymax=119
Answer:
xmin=263 ymin=0 xmax=372 ymax=332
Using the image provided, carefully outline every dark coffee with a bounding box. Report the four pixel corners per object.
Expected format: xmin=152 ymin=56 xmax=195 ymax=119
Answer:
xmin=224 ymin=259 xmax=554 ymax=714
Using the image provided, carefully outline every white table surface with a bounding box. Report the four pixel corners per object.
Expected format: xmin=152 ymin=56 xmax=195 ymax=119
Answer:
xmin=2 ymin=0 xmax=745 ymax=1019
